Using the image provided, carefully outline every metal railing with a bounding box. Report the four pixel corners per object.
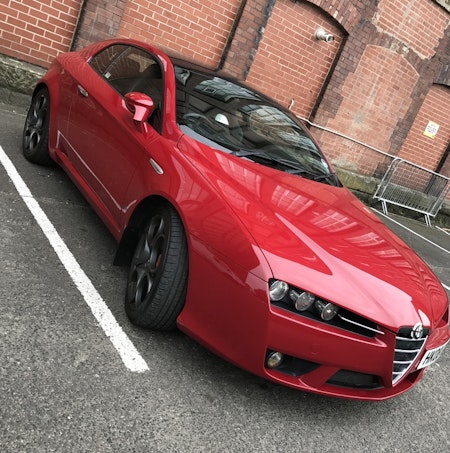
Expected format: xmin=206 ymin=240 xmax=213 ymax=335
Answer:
xmin=373 ymin=158 xmax=450 ymax=226
xmin=300 ymin=117 xmax=450 ymax=226
xmin=301 ymin=117 xmax=450 ymax=226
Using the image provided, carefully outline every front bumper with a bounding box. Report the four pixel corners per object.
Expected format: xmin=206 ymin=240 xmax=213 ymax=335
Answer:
xmin=262 ymin=306 xmax=449 ymax=401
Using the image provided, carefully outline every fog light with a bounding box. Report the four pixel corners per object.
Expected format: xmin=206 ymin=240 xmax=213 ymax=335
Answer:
xmin=269 ymin=280 xmax=289 ymax=301
xmin=266 ymin=351 xmax=284 ymax=368
xmin=315 ymin=300 xmax=339 ymax=321
xmin=290 ymin=290 xmax=315 ymax=311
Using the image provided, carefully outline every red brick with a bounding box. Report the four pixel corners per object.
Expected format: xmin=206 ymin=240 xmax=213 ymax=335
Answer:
xmin=1 ymin=0 xmax=449 ymax=178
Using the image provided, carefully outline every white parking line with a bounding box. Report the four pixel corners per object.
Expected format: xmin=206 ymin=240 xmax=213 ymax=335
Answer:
xmin=0 ymin=146 xmax=149 ymax=373
xmin=435 ymin=225 xmax=450 ymax=237
xmin=373 ymin=209 xmax=450 ymax=292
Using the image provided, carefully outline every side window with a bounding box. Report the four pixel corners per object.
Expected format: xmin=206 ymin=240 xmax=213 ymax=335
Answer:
xmin=89 ymin=45 xmax=164 ymax=132
xmin=90 ymin=44 xmax=128 ymax=75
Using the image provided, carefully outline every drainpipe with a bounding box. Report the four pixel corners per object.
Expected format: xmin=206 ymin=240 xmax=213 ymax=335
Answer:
xmin=218 ymin=0 xmax=248 ymax=70
xmin=218 ymin=0 xmax=276 ymax=78
xmin=70 ymin=0 xmax=88 ymax=51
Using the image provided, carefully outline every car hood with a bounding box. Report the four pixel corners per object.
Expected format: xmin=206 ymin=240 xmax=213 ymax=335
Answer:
xmin=179 ymin=138 xmax=447 ymax=331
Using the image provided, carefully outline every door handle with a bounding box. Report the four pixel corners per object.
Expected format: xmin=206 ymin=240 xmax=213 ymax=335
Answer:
xmin=77 ymin=85 xmax=88 ymax=97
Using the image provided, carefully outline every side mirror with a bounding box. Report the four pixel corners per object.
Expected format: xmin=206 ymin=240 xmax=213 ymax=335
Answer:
xmin=124 ymin=92 xmax=155 ymax=122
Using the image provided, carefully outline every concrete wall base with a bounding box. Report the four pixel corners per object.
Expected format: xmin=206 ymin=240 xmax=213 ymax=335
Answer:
xmin=0 ymin=54 xmax=45 ymax=95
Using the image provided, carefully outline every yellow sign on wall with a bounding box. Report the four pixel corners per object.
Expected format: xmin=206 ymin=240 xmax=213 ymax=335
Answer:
xmin=423 ymin=121 xmax=440 ymax=139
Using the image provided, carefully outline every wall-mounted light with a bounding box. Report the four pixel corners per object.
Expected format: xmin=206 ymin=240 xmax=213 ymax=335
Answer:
xmin=315 ymin=27 xmax=334 ymax=43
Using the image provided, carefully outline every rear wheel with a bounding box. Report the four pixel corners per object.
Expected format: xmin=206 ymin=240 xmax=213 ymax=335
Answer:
xmin=22 ymin=87 xmax=53 ymax=165
xmin=125 ymin=203 xmax=188 ymax=330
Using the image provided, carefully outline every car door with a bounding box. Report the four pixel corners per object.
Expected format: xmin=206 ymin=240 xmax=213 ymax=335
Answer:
xmin=63 ymin=44 xmax=164 ymax=235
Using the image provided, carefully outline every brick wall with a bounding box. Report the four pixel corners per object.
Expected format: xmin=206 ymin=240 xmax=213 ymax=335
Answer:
xmin=375 ymin=0 xmax=448 ymax=59
xmin=0 ymin=0 xmax=82 ymax=67
xmin=245 ymin=0 xmax=344 ymax=118
xmin=310 ymin=0 xmax=450 ymax=175
xmin=398 ymin=85 xmax=450 ymax=170
xmin=72 ymin=0 xmax=127 ymax=50
xmin=1 ymin=0 xmax=449 ymax=177
xmin=321 ymin=46 xmax=419 ymax=161
xmin=220 ymin=0 xmax=276 ymax=79
xmin=118 ymin=0 xmax=241 ymax=68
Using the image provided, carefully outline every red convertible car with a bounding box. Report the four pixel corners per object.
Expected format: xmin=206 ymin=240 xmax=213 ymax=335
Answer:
xmin=23 ymin=39 xmax=449 ymax=400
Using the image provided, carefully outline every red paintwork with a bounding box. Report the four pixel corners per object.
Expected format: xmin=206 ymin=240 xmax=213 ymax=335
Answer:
xmin=36 ymin=38 xmax=449 ymax=400
xmin=124 ymin=92 xmax=155 ymax=122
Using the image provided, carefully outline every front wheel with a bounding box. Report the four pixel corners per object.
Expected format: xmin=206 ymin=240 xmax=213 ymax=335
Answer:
xmin=22 ymin=87 xmax=53 ymax=165
xmin=125 ymin=203 xmax=188 ymax=330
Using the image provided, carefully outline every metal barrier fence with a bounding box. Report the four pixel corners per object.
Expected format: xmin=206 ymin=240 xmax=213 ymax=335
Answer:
xmin=302 ymin=118 xmax=450 ymax=225
xmin=373 ymin=158 xmax=450 ymax=226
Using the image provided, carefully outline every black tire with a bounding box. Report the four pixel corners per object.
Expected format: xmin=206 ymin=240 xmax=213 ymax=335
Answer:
xmin=22 ymin=87 xmax=53 ymax=165
xmin=125 ymin=203 xmax=188 ymax=330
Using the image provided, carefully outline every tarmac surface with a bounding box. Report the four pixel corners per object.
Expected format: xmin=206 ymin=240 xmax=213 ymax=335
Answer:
xmin=0 ymin=97 xmax=449 ymax=452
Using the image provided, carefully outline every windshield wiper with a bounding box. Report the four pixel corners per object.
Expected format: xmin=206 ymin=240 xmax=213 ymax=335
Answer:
xmin=234 ymin=149 xmax=338 ymax=184
xmin=288 ymin=167 xmax=340 ymax=185
xmin=234 ymin=149 xmax=302 ymax=171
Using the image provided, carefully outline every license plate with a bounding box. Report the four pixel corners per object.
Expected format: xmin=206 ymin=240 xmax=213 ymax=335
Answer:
xmin=417 ymin=339 xmax=449 ymax=370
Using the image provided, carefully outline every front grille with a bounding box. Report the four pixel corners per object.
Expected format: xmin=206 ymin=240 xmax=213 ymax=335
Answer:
xmin=392 ymin=330 xmax=428 ymax=384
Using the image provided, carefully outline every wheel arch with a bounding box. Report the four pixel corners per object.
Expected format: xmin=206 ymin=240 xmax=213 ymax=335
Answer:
xmin=31 ymin=78 xmax=60 ymax=158
xmin=113 ymin=194 xmax=186 ymax=267
xmin=32 ymin=82 xmax=48 ymax=96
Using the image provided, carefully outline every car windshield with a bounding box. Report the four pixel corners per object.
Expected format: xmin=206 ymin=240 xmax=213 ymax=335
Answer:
xmin=174 ymin=65 xmax=339 ymax=185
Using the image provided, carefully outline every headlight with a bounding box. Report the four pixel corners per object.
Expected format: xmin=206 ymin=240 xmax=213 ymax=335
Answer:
xmin=289 ymin=289 xmax=315 ymax=311
xmin=269 ymin=280 xmax=289 ymax=301
xmin=315 ymin=300 xmax=339 ymax=321
xmin=269 ymin=279 xmax=339 ymax=322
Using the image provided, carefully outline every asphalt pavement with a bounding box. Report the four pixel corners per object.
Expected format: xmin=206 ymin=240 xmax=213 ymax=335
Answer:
xmin=0 ymin=98 xmax=449 ymax=452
